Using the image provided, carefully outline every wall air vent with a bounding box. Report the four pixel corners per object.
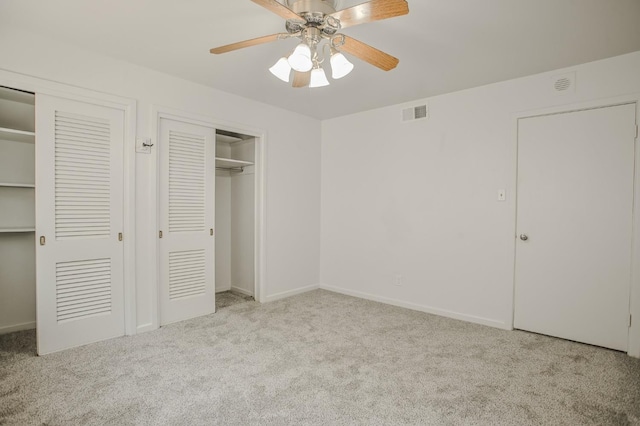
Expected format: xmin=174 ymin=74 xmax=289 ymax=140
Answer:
xmin=554 ymin=78 xmax=571 ymax=91
xmin=552 ymin=72 xmax=576 ymax=95
xmin=402 ymin=104 xmax=429 ymax=122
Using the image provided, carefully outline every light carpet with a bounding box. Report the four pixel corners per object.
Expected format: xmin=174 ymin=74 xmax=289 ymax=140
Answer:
xmin=215 ymin=291 xmax=254 ymax=310
xmin=1 ymin=289 xmax=639 ymax=425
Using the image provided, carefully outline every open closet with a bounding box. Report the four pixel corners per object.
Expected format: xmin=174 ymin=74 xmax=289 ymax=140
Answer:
xmin=215 ymin=130 xmax=256 ymax=304
xmin=0 ymin=82 xmax=131 ymax=354
xmin=158 ymin=118 xmax=259 ymax=325
xmin=0 ymin=86 xmax=36 ymax=335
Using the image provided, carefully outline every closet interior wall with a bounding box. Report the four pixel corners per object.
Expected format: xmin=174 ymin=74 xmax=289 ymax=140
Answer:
xmin=0 ymin=86 xmax=36 ymax=334
xmin=215 ymin=134 xmax=255 ymax=296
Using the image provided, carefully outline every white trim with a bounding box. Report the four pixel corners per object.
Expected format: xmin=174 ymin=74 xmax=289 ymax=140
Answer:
xmin=265 ymin=284 xmax=320 ymax=303
xmin=0 ymin=68 xmax=136 ymax=113
xmin=151 ymin=105 xmax=267 ymax=329
xmin=630 ymin=102 xmax=640 ymax=358
xmin=122 ymin=96 xmax=137 ymax=337
xmin=215 ymin=287 xmax=232 ymax=294
xmin=255 ymin=131 xmax=267 ymax=304
xmin=136 ymin=323 xmax=156 ymax=334
xmin=230 ymin=286 xmax=254 ymax=297
xmin=321 ymin=284 xmax=510 ymax=330
xmin=512 ymin=93 xmax=640 ymax=358
xmin=0 ymin=321 xmax=36 ymax=335
xmin=0 ymin=68 xmax=138 ymax=337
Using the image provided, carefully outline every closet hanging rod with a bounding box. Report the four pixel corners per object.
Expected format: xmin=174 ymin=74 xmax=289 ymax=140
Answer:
xmin=216 ymin=166 xmax=245 ymax=172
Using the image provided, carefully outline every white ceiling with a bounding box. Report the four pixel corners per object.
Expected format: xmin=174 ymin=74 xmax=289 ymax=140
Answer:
xmin=1 ymin=0 xmax=639 ymax=119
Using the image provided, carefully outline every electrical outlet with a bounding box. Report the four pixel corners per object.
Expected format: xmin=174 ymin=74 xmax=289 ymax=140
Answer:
xmin=395 ymin=274 xmax=403 ymax=286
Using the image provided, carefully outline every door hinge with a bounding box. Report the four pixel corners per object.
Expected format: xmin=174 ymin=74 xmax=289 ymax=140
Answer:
xmin=159 ymin=230 xmax=163 ymax=239
xmin=39 ymin=235 xmax=45 ymax=246
xmin=118 ymin=232 xmax=123 ymax=242
xmin=210 ymin=228 xmax=214 ymax=236
xmin=630 ymin=314 xmax=633 ymax=328
xmin=635 ymin=124 xmax=638 ymax=140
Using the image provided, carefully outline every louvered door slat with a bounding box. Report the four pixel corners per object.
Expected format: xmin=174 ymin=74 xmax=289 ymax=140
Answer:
xmin=56 ymin=267 xmax=112 ymax=277
xmin=56 ymin=136 xmax=112 ymax=147
xmin=56 ymin=283 xmax=111 ymax=292
xmin=55 ymin=133 xmax=111 ymax=145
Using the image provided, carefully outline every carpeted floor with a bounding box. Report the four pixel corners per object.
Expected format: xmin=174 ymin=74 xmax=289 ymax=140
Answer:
xmin=1 ymin=289 xmax=639 ymax=425
xmin=215 ymin=290 xmax=254 ymax=310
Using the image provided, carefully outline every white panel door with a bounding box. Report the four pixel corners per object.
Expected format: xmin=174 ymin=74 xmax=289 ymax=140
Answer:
xmin=514 ymin=104 xmax=636 ymax=351
xmin=36 ymin=94 xmax=125 ymax=355
xmin=159 ymin=118 xmax=215 ymax=325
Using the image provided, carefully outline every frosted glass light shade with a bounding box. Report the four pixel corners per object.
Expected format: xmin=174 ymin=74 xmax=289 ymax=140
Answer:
xmin=309 ymin=67 xmax=330 ymax=88
xmin=288 ymin=43 xmax=313 ymax=72
xmin=269 ymin=57 xmax=292 ymax=82
xmin=330 ymin=52 xmax=354 ymax=79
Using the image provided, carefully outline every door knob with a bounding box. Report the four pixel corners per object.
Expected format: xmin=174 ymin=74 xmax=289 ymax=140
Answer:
xmin=519 ymin=234 xmax=529 ymax=241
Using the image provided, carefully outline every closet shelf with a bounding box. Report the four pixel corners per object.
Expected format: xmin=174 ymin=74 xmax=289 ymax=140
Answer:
xmin=215 ymin=157 xmax=254 ymax=169
xmin=0 ymin=228 xmax=35 ymax=233
xmin=0 ymin=183 xmax=35 ymax=188
xmin=0 ymin=127 xmax=36 ymax=143
xmin=0 ymin=87 xmax=35 ymax=105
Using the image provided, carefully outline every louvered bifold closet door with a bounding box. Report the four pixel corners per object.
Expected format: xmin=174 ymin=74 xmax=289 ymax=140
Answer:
xmin=36 ymin=95 xmax=125 ymax=355
xmin=159 ymin=118 xmax=215 ymax=325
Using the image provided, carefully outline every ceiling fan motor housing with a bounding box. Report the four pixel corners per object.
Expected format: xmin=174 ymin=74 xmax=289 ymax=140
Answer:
xmin=284 ymin=0 xmax=341 ymax=36
xmin=286 ymin=0 xmax=337 ymax=15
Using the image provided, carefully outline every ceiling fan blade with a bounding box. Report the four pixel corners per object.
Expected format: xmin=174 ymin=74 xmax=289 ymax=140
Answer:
xmin=210 ymin=34 xmax=284 ymax=54
xmin=339 ymin=36 xmax=399 ymax=71
xmin=331 ymin=0 xmax=409 ymax=29
xmin=250 ymin=0 xmax=301 ymax=20
xmin=292 ymin=71 xmax=311 ymax=88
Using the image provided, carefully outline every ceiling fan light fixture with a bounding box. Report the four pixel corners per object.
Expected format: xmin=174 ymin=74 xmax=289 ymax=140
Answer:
xmin=309 ymin=66 xmax=330 ymax=88
xmin=288 ymin=43 xmax=313 ymax=72
xmin=210 ymin=0 xmax=408 ymax=88
xmin=330 ymin=50 xmax=354 ymax=79
xmin=269 ymin=57 xmax=292 ymax=82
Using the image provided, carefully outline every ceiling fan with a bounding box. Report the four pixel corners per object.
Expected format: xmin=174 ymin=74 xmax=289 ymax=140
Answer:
xmin=210 ymin=0 xmax=409 ymax=88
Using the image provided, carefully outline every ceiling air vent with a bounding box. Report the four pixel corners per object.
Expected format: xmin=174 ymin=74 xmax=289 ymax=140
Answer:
xmin=552 ymin=72 xmax=576 ymax=95
xmin=402 ymin=104 xmax=428 ymax=122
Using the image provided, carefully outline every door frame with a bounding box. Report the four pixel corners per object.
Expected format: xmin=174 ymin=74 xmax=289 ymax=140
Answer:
xmin=511 ymin=94 xmax=640 ymax=357
xmin=0 ymin=68 xmax=138 ymax=337
xmin=150 ymin=106 xmax=267 ymax=330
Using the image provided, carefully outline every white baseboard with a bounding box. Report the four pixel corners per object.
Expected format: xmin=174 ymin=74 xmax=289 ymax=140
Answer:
xmin=136 ymin=323 xmax=157 ymax=334
xmin=230 ymin=286 xmax=254 ymax=297
xmin=264 ymin=284 xmax=320 ymax=303
xmin=0 ymin=321 xmax=36 ymax=335
xmin=320 ymin=284 xmax=510 ymax=331
xmin=215 ymin=287 xmax=231 ymax=294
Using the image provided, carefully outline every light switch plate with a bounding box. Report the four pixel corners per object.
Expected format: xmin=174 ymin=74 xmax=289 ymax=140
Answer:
xmin=136 ymin=138 xmax=152 ymax=154
xmin=498 ymin=189 xmax=506 ymax=201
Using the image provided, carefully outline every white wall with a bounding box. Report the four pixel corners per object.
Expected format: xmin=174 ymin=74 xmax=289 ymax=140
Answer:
xmin=215 ymin=171 xmax=232 ymax=293
xmin=230 ymin=140 xmax=256 ymax=296
xmin=0 ymin=234 xmax=35 ymax=333
xmin=321 ymin=51 xmax=640 ymax=354
xmin=0 ymin=26 xmax=322 ymax=333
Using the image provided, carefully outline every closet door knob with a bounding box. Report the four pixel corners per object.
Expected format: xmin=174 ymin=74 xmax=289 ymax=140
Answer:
xmin=519 ymin=234 xmax=529 ymax=241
